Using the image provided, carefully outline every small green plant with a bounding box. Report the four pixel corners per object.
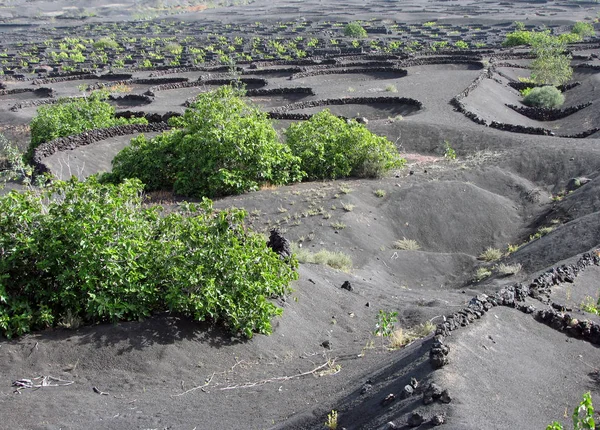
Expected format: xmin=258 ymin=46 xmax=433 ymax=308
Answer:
xmin=344 ymin=22 xmax=367 ymax=38
xmin=325 ymin=410 xmax=338 ymax=430
xmin=581 ymin=296 xmax=600 ymax=315
xmin=523 ymin=86 xmax=565 ymax=108
xmin=339 ymin=185 xmax=353 ymax=194
xmin=393 ymin=238 xmax=420 ymax=251
xmin=479 ymin=247 xmax=503 ymax=262
xmin=374 ymin=189 xmax=386 ymax=198
xmin=342 ymin=203 xmax=355 ymax=212
xmin=331 ymin=222 xmax=347 ymax=230
xmin=374 ymin=310 xmax=398 ymax=338
xmin=444 ymin=140 xmax=457 ymax=160
xmin=454 ymin=40 xmax=469 ymax=49
xmin=385 ymin=84 xmax=398 ymax=93
xmin=546 ymin=392 xmax=595 ymax=430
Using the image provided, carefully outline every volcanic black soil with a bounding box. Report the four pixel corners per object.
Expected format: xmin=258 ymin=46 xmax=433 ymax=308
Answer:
xmin=1 ymin=0 xmax=600 ymax=429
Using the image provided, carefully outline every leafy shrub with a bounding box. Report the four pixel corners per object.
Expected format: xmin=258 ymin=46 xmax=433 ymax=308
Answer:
xmin=571 ymin=22 xmax=595 ymax=39
xmin=546 ymin=392 xmax=595 ymax=430
xmin=530 ymin=32 xmax=572 ymax=85
xmin=479 ymin=247 xmax=503 ymax=261
xmin=0 ymin=177 xmax=297 ymax=339
xmin=344 ymin=22 xmax=367 ymax=38
xmin=523 ymin=86 xmax=565 ymax=108
xmin=28 ymin=90 xmax=147 ymax=157
xmin=284 ymin=109 xmax=405 ymax=180
xmin=393 ymin=238 xmax=420 ymax=250
xmin=92 ymin=38 xmax=120 ymax=50
xmin=106 ymin=86 xmax=304 ymax=198
xmin=503 ymin=30 xmax=535 ymax=47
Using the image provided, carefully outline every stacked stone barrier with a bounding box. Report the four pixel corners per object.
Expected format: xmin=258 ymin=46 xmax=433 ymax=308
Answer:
xmin=507 ymin=81 xmax=581 ymax=92
xmin=449 ymin=67 xmax=493 ymax=126
xmin=32 ymin=74 xmax=97 ymax=85
xmin=489 ymin=121 xmax=554 ymax=135
xmin=290 ymin=67 xmax=408 ymax=79
xmin=269 ymin=96 xmax=422 ymax=115
xmin=32 ymin=122 xmax=171 ymax=175
xmin=506 ymin=102 xmax=592 ymax=121
xmin=431 ymin=250 xmax=600 ymax=369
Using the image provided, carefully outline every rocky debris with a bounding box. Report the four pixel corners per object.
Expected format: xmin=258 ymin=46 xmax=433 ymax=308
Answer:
xmin=267 ymin=229 xmax=292 ymax=259
xmin=341 ymin=281 xmax=353 ymax=292
xmin=566 ymin=177 xmax=592 ymax=191
xmin=430 ymin=335 xmax=450 ymax=368
xmin=440 ymin=389 xmax=452 ymax=404
xmin=410 ymin=377 xmax=419 ymax=389
xmin=386 ymin=421 xmax=399 ymax=430
xmin=401 ymin=384 xmax=414 ymax=399
xmin=431 ymin=414 xmax=446 ymax=426
xmin=0 ymin=81 xmax=6 ymax=90
xmin=360 ymin=381 xmax=373 ymax=395
xmin=381 ymin=393 xmax=396 ymax=406
xmin=407 ymin=412 xmax=425 ymax=427
xmin=423 ymin=383 xmax=443 ymax=405
xmin=115 ymin=110 xmax=180 ymax=124
xmin=355 ymin=117 xmax=368 ymax=124
xmin=321 ymin=340 xmax=331 ymax=349
xmin=536 ymin=310 xmax=600 ymax=344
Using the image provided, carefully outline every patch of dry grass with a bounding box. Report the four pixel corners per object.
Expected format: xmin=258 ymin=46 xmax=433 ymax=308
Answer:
xmin=479 ymin=247 xmax=502 ymax=262
xmin=292 ymin=244 xmax=352 ymax=271
xmin=389 ymin=321 xmax=436 ymax=349
xmin=392 ymin=238 xmax=420 ymax=251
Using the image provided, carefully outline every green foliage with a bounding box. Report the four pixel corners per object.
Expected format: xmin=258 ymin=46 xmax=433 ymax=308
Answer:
xmin=503 ymin=30 xmax=535 ymax=47
xmin=0 ymin=177 xmax=297 ymax=339
xmin=443 ymin=140 xmax=457 ymax=160
xmin=454 ymin=40 xmax=469 ymax=49
xmin=547 ymin=392 xmax=595 ymax=430
xmin=523 ymin=86 xmax=565 ymax=108
xmin=93 ymin=38 xmax=120 ymax=50
xmin=375 ymin=310 xmax=398 ymax=338
xmin=581 ymin=296 xmax=600 ymax=315
xmin=284 ymin=110 xmax=405 ymax=180
xmin=28 ymin=91 xmax=147 ymax=157
xmin=106 ymin=86 xmax=304 ymax=198
xmin=571 ymin=22 xmax=595 ymax=38
xmin=344 ymin=22 xmax=367 ymax=38
xmin=520 ymin=87 xmax=534 ymax=97
xmin=530 ymin=32 xmax=572 ymax=85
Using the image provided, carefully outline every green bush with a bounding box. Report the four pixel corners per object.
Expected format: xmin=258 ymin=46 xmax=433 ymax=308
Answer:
xmin=530 ymin=32 xmax=572 ymax=85
xmin=29 ymin=90 xmax=147 ymax=157
xmin=106 ymin=86 xmax=304 ymax=198
xmin=284 ymin=110 xmax=405 ymax=180
xmin=344 ymin=22 xmax=367 ymax=38
xmin=0 ymin=177 xmax=297 ymax=339
xmin=571 ymin=21 xmax=595 ymax=39
xmin=92 ymin=38 xmax=120 ymax=50
xmin=522 ymin=86 xmax=565 ymax=108
xmin=503 ymin=30 xmax=535 ymax=47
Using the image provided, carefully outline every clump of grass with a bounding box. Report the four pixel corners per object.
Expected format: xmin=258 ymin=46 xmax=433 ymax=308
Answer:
xmin=389 ymin=321 xmax=436 ymax=349
xmin=385 ymin=84 xmax=398 ymax=93
xmin=475 ymin=267 xmax=492 ymax=281
xmin=339 ymin=185 xmax=353 ymax=194
xmin=392 ymin=238 xmax=420 ymax=251
xmin=342 ymin=203 xmax=355 ymax=212
xmin=292 ymin=244 xmax=352 ymax=271
xmin=497 ymin=263 xmax=522 ymax=275
xmin=331 ymin=222 xmax=346 ymax=230
xmin=374 ymin=189 xmax=386 ymax=198
xmin=479 ymin=247 xmax=503 ymax=262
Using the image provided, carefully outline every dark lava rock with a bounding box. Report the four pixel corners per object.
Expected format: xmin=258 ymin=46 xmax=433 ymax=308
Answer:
xmin=341 ymin=281 xmax=353 ymax=291
xmin=431 ymin=414 xmax=445 ymax=426
xmin=355 ymin=116 xmax=369 ymax=124
xmin=566 ymin=177 xmax=591 ymax=191
xmin=321 ymin=340 xmax=331 ymax=349
xmin=408 ymin=412 xmax=425 ymax=427
xmin=386 ymin=421 xmax=399 ymax=430
xmin=381 ymin=393 xmax=396 ymax=406
xmin=267 ymin=229 xmax=292 ymax=259
xmin=360 ymin=382 xmax=373 ymax=395
xmin=430 ymin=335 xmax=450 ymax=368
xmin=410 ymin=377 xmax=419 ymax=389
xmin=401 ymin=384 xmax=414 ymax=399
xmin=440 ymin=389 xmax=452 ymax=404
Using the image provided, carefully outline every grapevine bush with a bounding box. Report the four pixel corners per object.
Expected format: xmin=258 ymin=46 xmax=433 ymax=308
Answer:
xmin=29 ymin=90 xmax=147 ymax=157
xmin=284 ymin=109 xmax=405 ymax=180
xmin=0 ymin=177 xmax=297 ymax=339
xmin=105 ymin=85 xmax=304 ymax=197
xmin=523 ymin=86 xmax=565 ymax=108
